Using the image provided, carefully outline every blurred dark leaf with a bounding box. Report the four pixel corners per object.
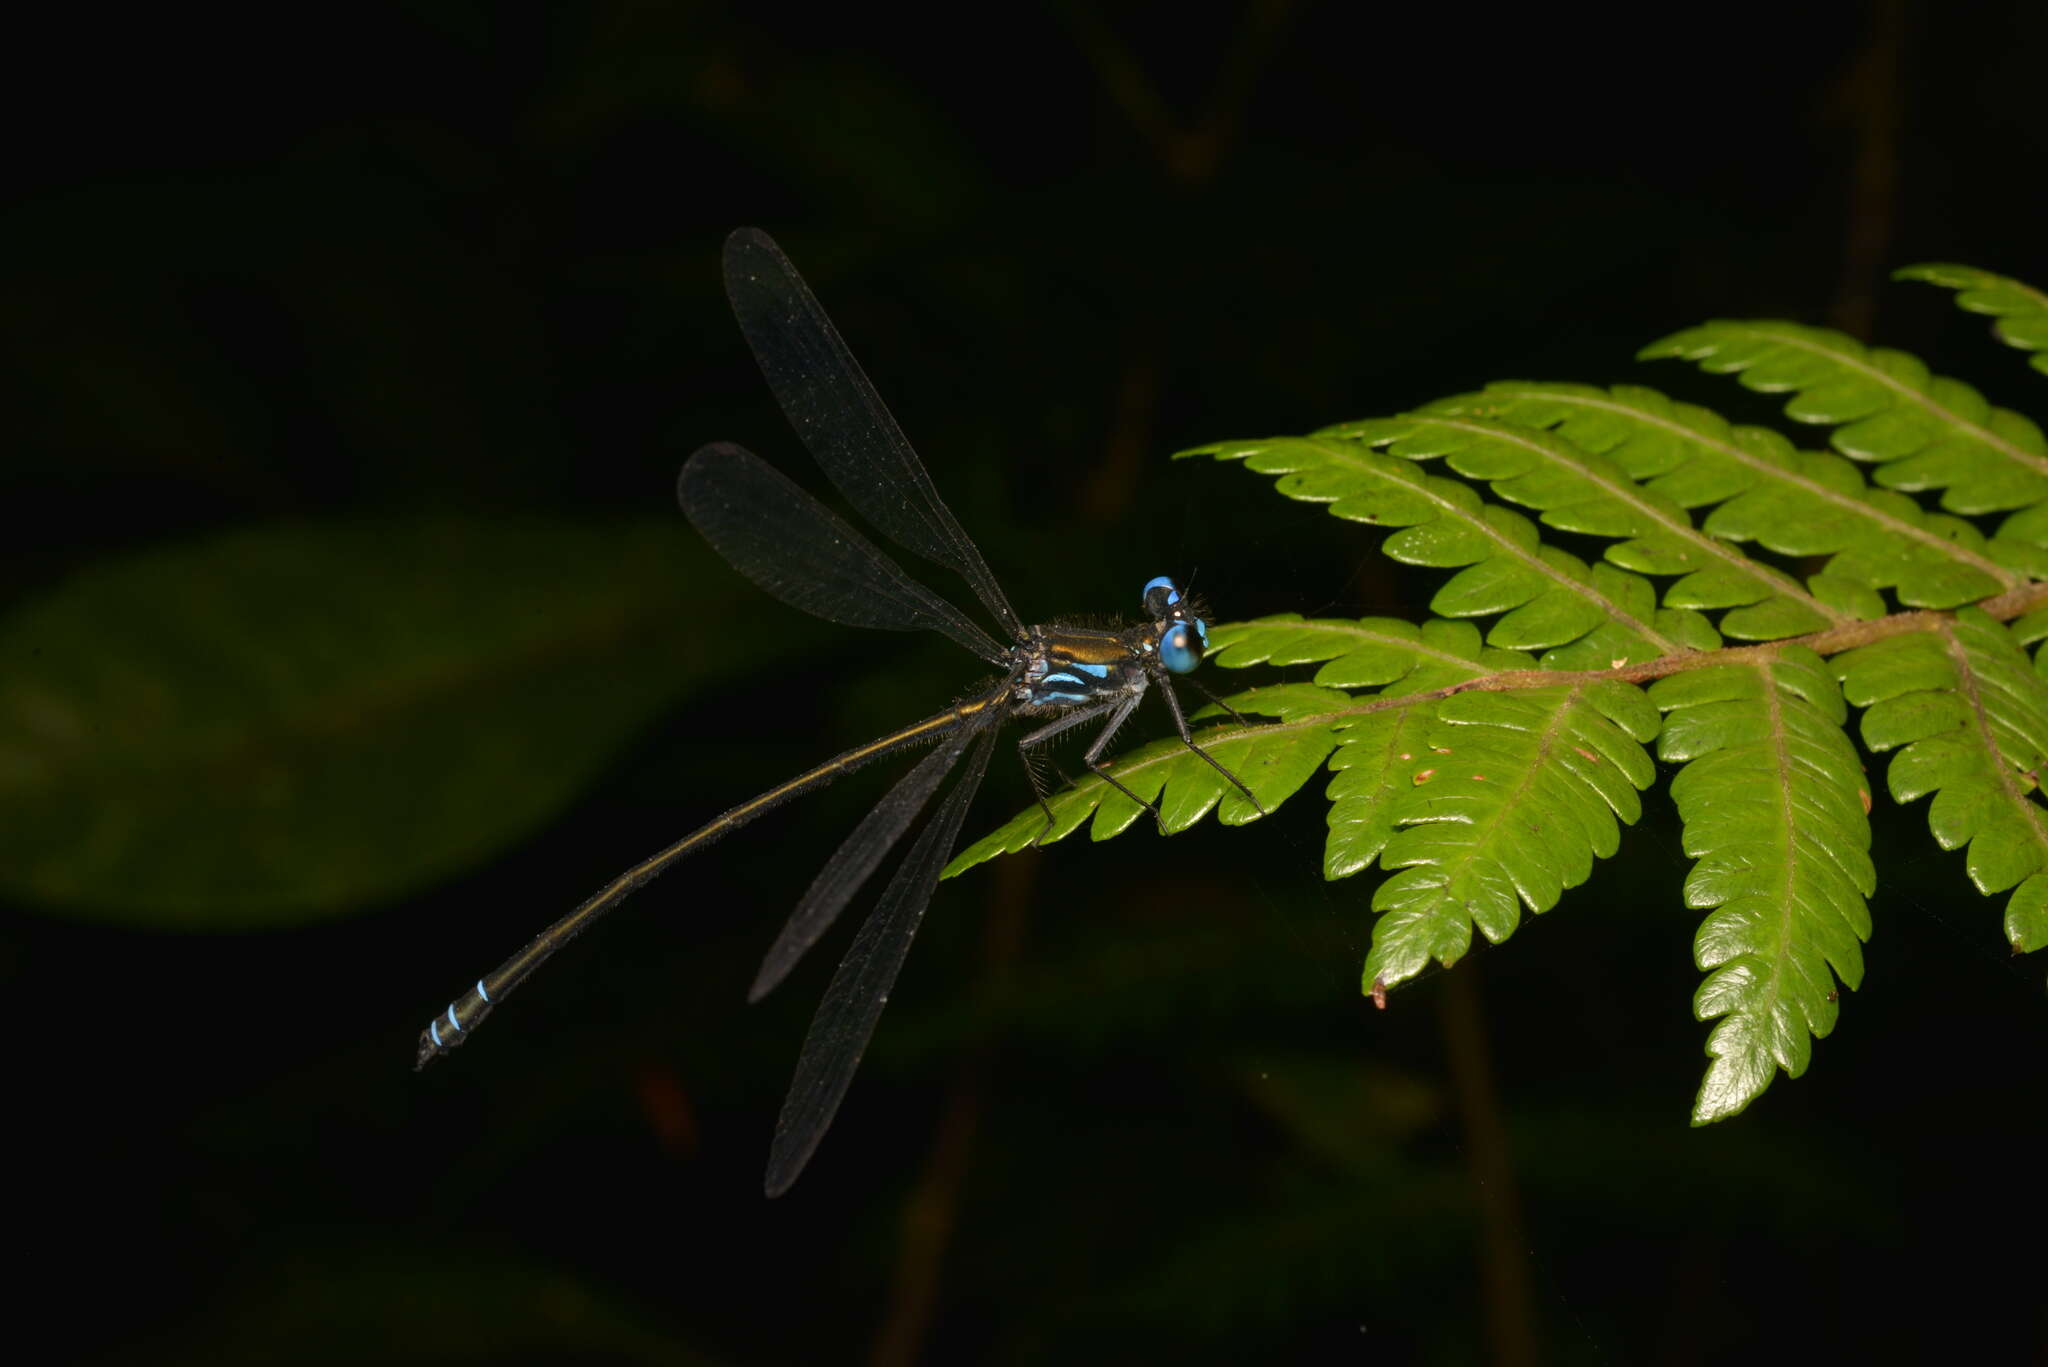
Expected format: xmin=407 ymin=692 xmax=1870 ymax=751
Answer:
xmin=117 ymin=1237 xmax=720 ymax=1366
xmin=0 ymin=514 xmax=760 ymax=927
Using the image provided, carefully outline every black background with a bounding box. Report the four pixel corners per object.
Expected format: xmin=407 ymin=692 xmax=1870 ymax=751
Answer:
xmin=8 ymin=2 xmax=2047 ymax=1363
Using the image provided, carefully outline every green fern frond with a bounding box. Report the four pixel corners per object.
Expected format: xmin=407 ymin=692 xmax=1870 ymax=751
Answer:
xmin=1361 ymin=680 xmax=1659 ymax=990
xmin=951 ymin=261 xmax=2048 ymax=1132
xmin=1205 ymin=613 xmax=1524 ymax=692
xmin=941 ymin=683 xmax=1349 ymax=878
xmin=1330 ymin=407 xmax=1854 ymax=637
xmin=1648 ymin=649 xmax=1874 ymax=1123
xmin=1418 ymin=381 xmax=2028 ymax=613
xmin=1177 ymin=436 xmax=1704 ymax=665
xmin=1642 ymin=319 xmax=2048 ymax=515
xmin=1896 ymin=263 xmax=2048 ymax=378
xmin=1323 ymin=704 xmax=1442 ymax=883
xmin=1202 ymin=614 xmax=1529 ymax=880
xmin=1836 ymin=608 xmax=2048 ymax=952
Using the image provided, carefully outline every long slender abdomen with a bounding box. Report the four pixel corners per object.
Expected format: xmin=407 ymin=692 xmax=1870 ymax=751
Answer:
xmin=413 ymin=688 xmax=1007 ymax=1069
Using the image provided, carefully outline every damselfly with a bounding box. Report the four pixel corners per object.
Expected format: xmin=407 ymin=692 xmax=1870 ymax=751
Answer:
xmin=417 ymin=228 xmax=1263 ymax=1196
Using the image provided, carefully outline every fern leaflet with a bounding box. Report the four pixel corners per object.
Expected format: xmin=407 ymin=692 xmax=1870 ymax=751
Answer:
xmin=1647 ymin=650 xmax=1873 ymax=1123
xmin=1897 ymin=262 xmax=2048 ymax=378
xmin=1836 ymin=608 xmax=2048 ymax=952
xmin=1643 ymin=318 xmax=2048 ymax=515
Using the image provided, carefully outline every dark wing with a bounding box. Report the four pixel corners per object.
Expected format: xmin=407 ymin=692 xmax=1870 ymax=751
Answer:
xmin=762 ymin=724 xmax=998 ymax=1198
xmin=721 ymin=228 xmax=1025 ymax=643
xmin=747 ymin=696 xmax=993 ymax=1002
xmin=679 ymin=442 xmax=1007 ymax=664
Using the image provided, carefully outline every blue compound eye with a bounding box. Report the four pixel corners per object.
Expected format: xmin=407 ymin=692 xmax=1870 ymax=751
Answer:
xmin=1142 ymin=575 xmax=1180 ymax=618
xmin=1160 ymin=620 xmax=1204 ymax=675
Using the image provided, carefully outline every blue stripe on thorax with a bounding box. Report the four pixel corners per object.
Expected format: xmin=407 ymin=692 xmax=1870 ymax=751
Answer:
xmin=1028 ymin=664 xmax=1119 ymax=704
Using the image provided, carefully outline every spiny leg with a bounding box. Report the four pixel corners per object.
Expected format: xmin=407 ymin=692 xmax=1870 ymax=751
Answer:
xmin=1016 ymin=741 xmax=1062 ymax=840
xmin=1155 ymin=673 xmax=1266 ymax=816
xmin=1020 ymin=693 xmax=1163 ymax=833
xmin=1074 ymin=692 xmax=1166 ymax=829
xmin=1017 ymin=699 xmax=1127 ymax=844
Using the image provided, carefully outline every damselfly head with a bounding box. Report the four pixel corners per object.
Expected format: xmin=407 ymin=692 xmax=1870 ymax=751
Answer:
xmin=1140 ymin=577 xmax=1210 ymax=674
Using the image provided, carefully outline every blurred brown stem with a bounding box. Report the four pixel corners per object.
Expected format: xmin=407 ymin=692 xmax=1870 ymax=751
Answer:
xmin=1059 ymin=0 xmax=1297 ymax=186
xmin=1826 ymin=0 xmax=1907 ymax=338
xmin=1437 ymin=960 xmax=1540 ymax=1367
xmin=867 ymin=848 xmax=1039 ymax=1367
